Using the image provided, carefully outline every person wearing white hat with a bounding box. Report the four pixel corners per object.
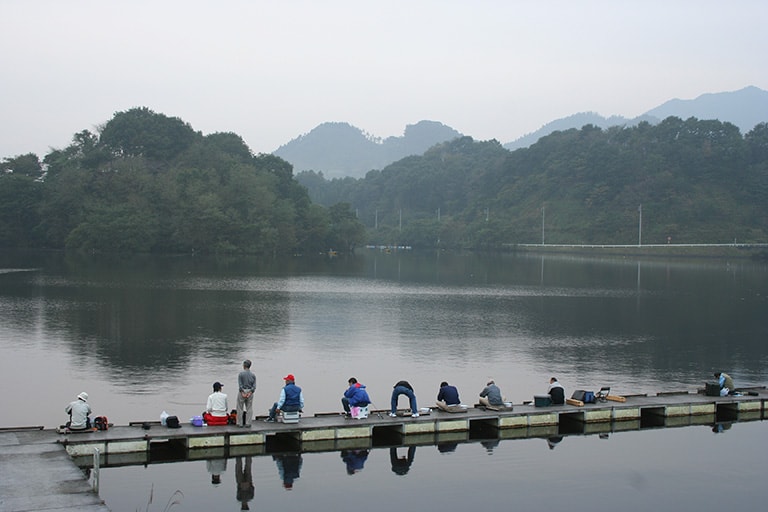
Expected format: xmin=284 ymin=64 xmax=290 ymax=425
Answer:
xmin=65 ymin=392 xmax=92 ymax=430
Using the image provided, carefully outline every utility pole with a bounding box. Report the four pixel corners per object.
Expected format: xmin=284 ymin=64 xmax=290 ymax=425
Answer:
xmin=638 ymin=204 xmax=642 ymax=247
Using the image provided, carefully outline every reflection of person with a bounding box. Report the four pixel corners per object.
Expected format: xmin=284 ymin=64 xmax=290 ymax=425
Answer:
xmin=206 ymin=457 xmax=227 ymax=485
xmin=481 ymin=439 xmax=500 ymax=454
xmin=237 ymin=360 xmax=257 ymax=427
xmin=547 ymin=436 xmax=563 ymax=450
xmin=266 ymin=374 xmax=304 ymax=422
xmin=390 ymin=446 xmax=416 ymax=475
xmin=548 ymin=377 xmax=565 ymax=405
xmin=65 ymin=392 xmax=92 ymax=430
xmin=273 ymin=453 xmax=302 ymax=489
xmin=341 ymin=449 xmax=369 ymax=475
xmin=479 ymin=380 xmax=505 ymax=409
xmin=342 ymin=377 xmax=371 ymax=416
xmin=712 ymin=422 xmax=733 ymax=433
xmin=437 ymin=442 xmax=458 ymax=453
xmin=204 ymin=382 xmax=229 ymax=425
xmin=389 ymin=380 xmax=419 ymax=417
xmin=714 ymin=372 xmax=735 ymax=396
xmin=235 ymin=456 xmax=255 ymax=510
xmin=436 ymin=381 xmax=461 ymax=411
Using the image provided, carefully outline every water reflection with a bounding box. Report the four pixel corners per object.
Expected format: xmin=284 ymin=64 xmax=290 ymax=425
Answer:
xmin=206 ymin=458 xmax=226 ymax=485
xmin=273 ymin=453 xmax=302 ymax=490
xmin=546 ymin=435 xmax=563 ymax=450
xmin=235 ymin=456 xmax=255 ymax=510
xmin=390 ymin=446 xmax=416 ymax=475
xmin=340 ymin=449 xmax=369 ymax=475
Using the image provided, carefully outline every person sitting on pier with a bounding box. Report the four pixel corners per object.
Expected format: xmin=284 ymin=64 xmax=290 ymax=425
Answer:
xmin=65 ymin=391 xmax=92 ymax=431
xmin=479 ymin=379 xmax=506 ymax=410
xmin=266 ymin=374 xmax=304 ymax=422
xmin=714 ymin=372 xmax=735 ymax=396
xmin=548 ymin=377 xmax=565 ymax=405
xmin=390 ymin=380 xmax=419 ymax=417
xmin=203 ymin=381 xmax=230 ymax=425
xmin=436 ymin=381 xmax=461 ymax=412
xmin=341 ymin=377 xmax=370 ymax=417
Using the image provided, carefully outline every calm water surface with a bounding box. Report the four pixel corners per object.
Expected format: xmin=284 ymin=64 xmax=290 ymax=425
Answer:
xmin=0 ymin=250 xmax=766 ymax=511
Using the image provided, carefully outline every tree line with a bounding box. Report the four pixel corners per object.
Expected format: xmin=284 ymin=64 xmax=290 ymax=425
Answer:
xmin=0 ymin=108 xmax=365 ymax=254
xmin=297 ymin=117 xmax=768 ymax=249
xmin=3 ymin=111 xmax=767 ymax=254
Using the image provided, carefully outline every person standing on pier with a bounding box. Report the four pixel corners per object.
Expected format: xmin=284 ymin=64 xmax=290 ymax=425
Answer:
xmin=237 ymin=359 xmax=256 ymax=427
xmin=479 ymin=379 xmax=506 ymax=410
xmin=714 ymin=372 xmax=735 ymax=396
xmin=548 ymin=377 xmax=565 ymax=405
xmin=266 ymin=374 xmax=304 ymax=422
xmin=65 ymin=391 xmax=92 ymax=430
xmin=390 ymin=380 xmax=419 ymax=417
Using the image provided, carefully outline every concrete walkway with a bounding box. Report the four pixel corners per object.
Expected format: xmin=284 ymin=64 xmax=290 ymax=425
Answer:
xmin=0 ymin=429 xmax=109 ymax=512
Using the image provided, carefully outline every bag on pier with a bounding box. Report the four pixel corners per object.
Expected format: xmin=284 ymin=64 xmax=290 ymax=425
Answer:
xmin=166 ymin=415 xmax=181 ymax=428
xmin=583 ymin=391 xmax=596 ymax=404
xmin=571 ymin=390 xmax=586 ymax=402
xmin=94 ymin=416 xmax=109 ymax=431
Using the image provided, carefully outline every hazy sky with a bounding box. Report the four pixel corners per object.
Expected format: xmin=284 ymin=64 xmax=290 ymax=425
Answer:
xmin=2 ymin=0 xmax=767 ymax=160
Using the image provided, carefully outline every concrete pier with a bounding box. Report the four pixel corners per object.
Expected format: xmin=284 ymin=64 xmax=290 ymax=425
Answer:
xmin=55 ymin=388 xmax=765 ymax=465
xmin=0 ymin=428 xmax=109 ymax=512
xmin=0 ymin=387 xmax=764 ymax=512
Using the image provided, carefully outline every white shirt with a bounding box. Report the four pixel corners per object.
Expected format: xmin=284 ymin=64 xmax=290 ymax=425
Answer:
xmin=206 ymin=391 xmax=228 ymax=416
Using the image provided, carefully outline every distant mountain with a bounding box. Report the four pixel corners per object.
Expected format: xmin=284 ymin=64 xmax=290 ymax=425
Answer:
xmin=276 ymin=86 xmax=767 ymax=178
xmin=274 ymin=120 xmax=462 ymax=179
xmin=503 ymin=86 xmax=768 ymax=151
xmin=643 ymin=86 xmax=768 ymax=131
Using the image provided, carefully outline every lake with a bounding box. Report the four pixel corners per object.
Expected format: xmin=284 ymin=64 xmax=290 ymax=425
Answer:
xmin=0 ymin=249 xmax=766 ymax=511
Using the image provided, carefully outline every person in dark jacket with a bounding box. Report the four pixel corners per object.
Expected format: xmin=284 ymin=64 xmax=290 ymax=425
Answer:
xmin=436 ymin=381 xmax=461 ymax=411
xmin=266 ymin=374 xmax=304 ymax=422
xmin=548 ymin=377 xmax=565 ymax=405
xmin=390 ymin=380 xmax=419 ymax=417
xmin=341 ymin=377 xmax=371 ymax=416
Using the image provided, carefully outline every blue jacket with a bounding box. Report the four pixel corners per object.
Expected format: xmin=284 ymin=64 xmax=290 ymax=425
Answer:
xmin=279 ymin=382 xmax=304 ymax=411
xmin=344 ymin=383 xmax=370 ymax=407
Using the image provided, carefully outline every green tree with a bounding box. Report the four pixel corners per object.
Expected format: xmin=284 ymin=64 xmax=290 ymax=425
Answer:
xmin=327 ymin=202 xmax=366 ymax=253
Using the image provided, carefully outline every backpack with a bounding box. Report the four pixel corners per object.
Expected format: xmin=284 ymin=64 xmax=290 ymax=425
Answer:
xmin=94 ymin=416 xmax=109 ymax=431
xmin=166 ymin=415 xmax=181 ymax=428
xmin=583 ymin=391 xmax=596 ymax=404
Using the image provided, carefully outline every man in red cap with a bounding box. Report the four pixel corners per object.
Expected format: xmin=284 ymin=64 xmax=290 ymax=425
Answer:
xmin=265 ymin=374 xmax=304 ymax=422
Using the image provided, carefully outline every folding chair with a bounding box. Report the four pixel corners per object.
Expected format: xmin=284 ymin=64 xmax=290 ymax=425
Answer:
xmin=595 ymin=387 xmax=610 ymax=402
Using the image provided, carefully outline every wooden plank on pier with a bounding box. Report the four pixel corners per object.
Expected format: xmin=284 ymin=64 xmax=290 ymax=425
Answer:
xmin=566 ymin=398 xmax=584 ymax=407
xmin=606 ymin=395 xmax=627 ymax=402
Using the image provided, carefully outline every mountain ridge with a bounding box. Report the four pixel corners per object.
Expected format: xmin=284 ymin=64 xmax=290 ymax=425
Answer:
xmin=275 ymin=86 xmax=768 ymax=178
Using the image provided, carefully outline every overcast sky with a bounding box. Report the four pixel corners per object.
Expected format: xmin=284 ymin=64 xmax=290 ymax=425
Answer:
xmin=2 ymin=0 xmax=767 ymax=160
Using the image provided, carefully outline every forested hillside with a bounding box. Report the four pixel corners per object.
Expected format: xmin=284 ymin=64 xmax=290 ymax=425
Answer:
xmin=298 ymin=117 xmax=768 ymax=249
xmin=0 ymin=108 xmax=366 ymax=254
